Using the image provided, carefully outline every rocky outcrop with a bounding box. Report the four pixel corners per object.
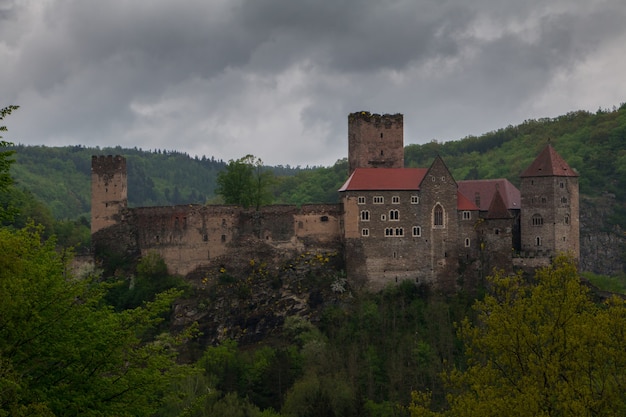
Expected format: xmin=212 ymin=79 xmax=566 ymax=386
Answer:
xmin=579 ymin=195 xmax=625 ymax=275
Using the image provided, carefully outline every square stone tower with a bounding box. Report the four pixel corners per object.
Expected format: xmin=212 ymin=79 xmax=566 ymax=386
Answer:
xmin=91 ymin=155 xmax=127 ymax=234
xmin=348 ymin=112 xmax=404 ymax=174
xmin=519 ymin=144 xmax=579 ymax=260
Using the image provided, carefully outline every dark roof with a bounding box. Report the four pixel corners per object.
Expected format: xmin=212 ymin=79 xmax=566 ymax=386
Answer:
xmin=520 ymin=144 xmax=578 ymax=177
xmin=457 ymin=179 xmax=520 ymax=211
xmin=486 ymin=189 xmax=513 ymax=219
xmin=338 ymin=168 xmax=429 ymax=191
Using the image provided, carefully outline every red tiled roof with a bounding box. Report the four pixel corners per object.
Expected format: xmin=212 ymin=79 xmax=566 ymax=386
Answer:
xmin=458 ymin=179 xmax=520 ymax=211
xmin=457 ymin=191 xmax=479 ymax=211
xmin=520 ymin=144 xmax=578 ymax=177
xmin=486 ymin=189 xmax=513 ymax=219
xmin=338 ymin=168 xmax=429 ymax=191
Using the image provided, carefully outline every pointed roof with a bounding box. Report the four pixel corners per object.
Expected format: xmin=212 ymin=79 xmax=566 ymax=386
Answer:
xmin=457 ymin=191 xmax=479 ymax=211
xmin=457 ymin=179 xmax=520 ymax=211
xmin=338 ymin=168 xmax=429 ymax=191
xmin=520 ymin=144 xmax=578 ymax=177
xmin=486 ymin=189 xmax=512 ymax=219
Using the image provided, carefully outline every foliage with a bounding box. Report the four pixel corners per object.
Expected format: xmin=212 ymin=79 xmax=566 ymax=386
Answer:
xmin=581 ymin=270 xmax=626 ymax=294
xmin=0 ymin=226 xmax=190 ymax=416
xmin=0 ymin=105 xmax=19 ymax=221
xmin=216 ymin=154 xmax=274 ymax=209
xmin=410 ymin=256 xmax=626 ymax=416
xmin=105 ymin=251 xmax=189 ymax=311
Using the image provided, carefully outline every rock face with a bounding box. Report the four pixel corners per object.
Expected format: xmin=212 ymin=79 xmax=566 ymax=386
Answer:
xmin=170 ymin=236 xmax=347 ymax=355
xmin=579 ymin=195 xmax=625 ymax=275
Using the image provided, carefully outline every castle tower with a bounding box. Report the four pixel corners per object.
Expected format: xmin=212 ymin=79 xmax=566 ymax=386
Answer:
xmin=348 ymin=112 xmax=404 ymax=174
xmin=520 ymin=144 xmax=579 ymax=260
xmin=91 ymin=155 xmax=127 ymax=234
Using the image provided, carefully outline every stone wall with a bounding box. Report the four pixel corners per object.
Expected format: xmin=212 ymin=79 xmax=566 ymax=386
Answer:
xmin=348 ymin=112 xmax=404 ymax=174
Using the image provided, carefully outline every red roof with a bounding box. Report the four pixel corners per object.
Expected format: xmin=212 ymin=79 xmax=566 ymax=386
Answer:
xmin=338 ymin=168 xmax=429 ymax=191
xmin=520 ymin=144 xmax=578 ymax=177
xmin=457 ymin=191 xmax=479 ymax=211
xmin=458 ymin=179 xmax=520 ymax=211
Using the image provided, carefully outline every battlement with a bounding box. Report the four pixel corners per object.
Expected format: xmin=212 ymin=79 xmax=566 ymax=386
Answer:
xmin=91 ymin=155 xmax=126 ymax=174
xmin=348 ymin=111 xmax=403 ymax=127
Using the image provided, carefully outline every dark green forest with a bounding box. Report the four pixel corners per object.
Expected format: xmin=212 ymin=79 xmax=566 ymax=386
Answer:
xmin=3 ymin=104 xmax=626 ymax=416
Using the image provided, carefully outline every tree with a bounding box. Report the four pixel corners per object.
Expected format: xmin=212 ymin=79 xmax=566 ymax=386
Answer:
xmin=216 ymin=155 xmax=273 ymax=210
xmin=410 ymin=256 xmax=626 ymax=416
xmin=0 ymin=226 xmax=190 ymax=416
xmin=0 ymin=105 xmax=19 ymax=221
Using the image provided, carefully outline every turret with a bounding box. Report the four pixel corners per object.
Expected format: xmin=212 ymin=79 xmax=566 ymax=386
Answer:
xmin=91 ymin=155 xmax=127 ymax=234
xmin=348 ymin=112 xmax=404 ymax=174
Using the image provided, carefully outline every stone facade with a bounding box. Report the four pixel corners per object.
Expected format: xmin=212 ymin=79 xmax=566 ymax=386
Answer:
xmin=91 ymin=112 xmax=580 ymax=292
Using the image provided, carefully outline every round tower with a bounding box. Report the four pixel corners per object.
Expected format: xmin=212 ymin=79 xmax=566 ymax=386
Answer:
xmin=91 ymin=155 xmax=127 ymax=234
xmin=519 ymin=144 xmax=579 ymax=260
xmin=348 ymin=112 xmax=404 ymax=174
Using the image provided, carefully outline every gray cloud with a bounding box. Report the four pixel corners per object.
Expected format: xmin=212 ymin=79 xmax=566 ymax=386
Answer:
xmin=1 ymin=0 xmax=625 ymax=166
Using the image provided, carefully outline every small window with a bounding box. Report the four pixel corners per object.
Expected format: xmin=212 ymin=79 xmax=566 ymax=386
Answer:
xmin=532 ymin=214 xmax=544 ymax=226
xmin=221 ymin=234 xmax=226 ymax=243
xmin=541 ymin=197 xmax=547 ymax=204
xmin=389 ymin=209 xmax=399 ymax=221
xmin=536 ymin=236 xmax=542 ymax=246
xmin=392 ymin=196 xmax=400 ymax=204
xmin=381 ymin=214 xmax=387 ymax=221
xmin=395 ymin=228 xmax=404 ymax=236
xmin=412 ymin=226 xmax=421 ymax=237
xmin=320 ymin=215 xmax=329 ymax=222
xmin=560 ymin=182 xmax=564 ymax=189
xmin=203 ymin=234 xmax=208 ymax=242
xmin=373 ymin=196 xmax=384 ymax=204
xmin=462 ymin=211 xmax=471 ymax=220
xmin=411 ymin=195 xmax=419 ymax=204
xmin=360 ymin=210 xmax=370 ymax=221
xmin=357 ymin=196 xmax=366 ymax=204
xmin=464 ymin=238 xmax=470 ymax=247
xmin=385 ymin=228 xmax=394 ymax=237
xmin=565 ymin=215 xmax=570 ymax=225
xmin=561 ymin=197 xmax=568 ymax=204
xmin=361 ymin=228 xmax=369 ymax=237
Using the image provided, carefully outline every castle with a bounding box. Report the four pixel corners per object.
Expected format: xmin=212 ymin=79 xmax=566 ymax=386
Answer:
xmin=92 ymin=112 xmax=579 ymax=291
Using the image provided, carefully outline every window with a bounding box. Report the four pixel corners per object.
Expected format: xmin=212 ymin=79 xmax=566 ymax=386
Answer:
xmin=373 ymin=196 xmax=384 ymax=204
xmin=385 ymin=227 xmax=394 ymax=237
xmin=462 ymin=211 xmax=471 ymax=220
xmin=411 ymin=195 xmax=419 ymax=204
xmin=536 ymin=236 xmax=542 ymax=246
xmin=381 ymin=214 xmax=387 ymax=221
xmin=433 ymin=204 xmax=444 ymax=227
xmin=565 ymin=214 xmax=570 ymax=225
xmin=412 ymin=226 xmax=421 ymax=237
xmin=361 ymin=228 xmax=369 ymax=237
xmin=532 ymin=214 xmax=543 ymax=226
xmin=385 ymin=228 xmax=404 ymax=237
xmin=320 ymin=215 xmax=329 ymax=222
xmin=560 ymin=182 xmax=564 ymax=189
xmin=465 ymin=238 xmax=471 ymax=247
xmin=561 ymin=197 xmax=568 ymax=204
xmin=389 ymin=209 xmax=399 ymax=221
xmin=541 ymin=197 xmax=547 ymax=204
xmin=360 ymin=210 xmax=370 ymax=221
xmin=358 ymin=196 xmax=366 ymax=204
xmin=392 ymin=196 xmax=400 ymax=204
xmin=395 ymin=228 xmax=404 ymax=236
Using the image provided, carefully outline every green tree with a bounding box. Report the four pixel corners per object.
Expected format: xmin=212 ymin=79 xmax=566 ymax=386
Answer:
xmin=216 ymin=155 xmax=273 ymax=209
xmin=410 ymin=256 xmax=626 ymax=416
xmin=0 ymin=226 xmax=189 ymax=416
xmin=0 ymin=105 xmax=19 ymax=221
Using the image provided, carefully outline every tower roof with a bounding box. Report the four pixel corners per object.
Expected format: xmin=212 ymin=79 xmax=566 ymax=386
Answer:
xmin=520 ymin=144 xmax=578 ymax=177
xmin=486 ymin=188 xmax=513 ymax=219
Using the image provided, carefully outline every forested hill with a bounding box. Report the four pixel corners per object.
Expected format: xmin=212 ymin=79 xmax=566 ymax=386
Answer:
xmin=8 ymin=103 xmax=626 ymax=226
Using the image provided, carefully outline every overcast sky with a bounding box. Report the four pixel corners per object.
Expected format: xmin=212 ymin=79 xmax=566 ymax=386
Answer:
xmin=1 ymin=0 xmax=625 ymax=167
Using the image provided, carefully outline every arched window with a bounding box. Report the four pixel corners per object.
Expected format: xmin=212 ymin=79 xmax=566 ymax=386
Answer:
xmin=532 ymin=214 xmax=543 ymax=226
xmin=536 ymin=236 xmax=542 ymax=246
xmin=433 ymin=204 xmax=444 ymax=227
xmin=389 ymin=209 xmax=399 ymax=221
xmin=360 ymin=210 xmax=370 ymax=221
